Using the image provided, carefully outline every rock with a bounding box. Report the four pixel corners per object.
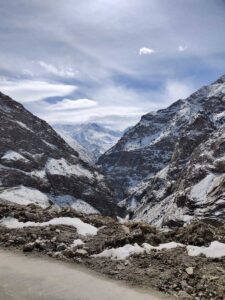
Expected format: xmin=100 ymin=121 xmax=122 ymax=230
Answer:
xmin=23 ymin=242 xmax=35 ymax=252
xmin=75 ymin=249 xmax=88 ymax=256
xmin=24 ymin=212 xmax=38 ymax=222
xmin=16 ymin=237 xmax=26 ymax=244
xmin=185 ymin=267 xmax=194 ymax=275
xmin=121 ymin=225 xmax=130 ymax=235
xmin=56 ymin=243 xmax=67 ymax=251
xmin=116 ymin=264 xmax=125 ymax=270
xmin=63 ymin=249 xmax=75 ymax=259
xmin=177 ymin=291 xmax=192 ymax=300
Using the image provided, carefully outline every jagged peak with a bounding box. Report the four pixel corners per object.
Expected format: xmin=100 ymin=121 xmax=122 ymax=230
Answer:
xmin=213 ymin=74 xmax=225 ymax=84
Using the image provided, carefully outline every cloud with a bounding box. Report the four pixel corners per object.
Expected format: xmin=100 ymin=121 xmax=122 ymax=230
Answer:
xmin=37 ymin=103 xmax=146 ymax=130
xmin=26 ymin=79 xmax=195 ymax=130
xmin=48 ymin=98 xmax=98 ymax=110
xmin=139 ymin=47 xmax=155 ymax=56
xmin=38 ymin=61 xmax=79 ymax=78
xmin=178 ymin=45 xmax=188 ymax=52
xmin=0 ymin=80 xmax=77 ymax=102
xmin=0 ymin=0 xmax=224 ymax=130
xmin=164 ymin=81 xmax=194 ymax=101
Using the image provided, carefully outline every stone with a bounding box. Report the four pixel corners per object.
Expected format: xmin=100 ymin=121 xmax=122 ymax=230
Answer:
xmin=185 ymin=267 xmax=194 ymax=275
xmin=75 ymin=249 xmax=88 ymax=256
xmin=56 ymin=243 xmax=67 ymax=251
xmin=23 ymin=242 xmax=35 ymax=252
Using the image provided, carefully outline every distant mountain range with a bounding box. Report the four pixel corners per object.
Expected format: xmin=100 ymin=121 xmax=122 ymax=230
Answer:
xmin=1 ymin=75 xmax=225 ymax=227
xmin=54 ymin=123 xmax=123 ymax=163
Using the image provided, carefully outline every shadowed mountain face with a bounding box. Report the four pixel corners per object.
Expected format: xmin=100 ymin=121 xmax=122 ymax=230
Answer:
xmin=98 ymin=75 xmax=225 ymax=226
xmin=0 ymin=92 xmax=119 ymax=216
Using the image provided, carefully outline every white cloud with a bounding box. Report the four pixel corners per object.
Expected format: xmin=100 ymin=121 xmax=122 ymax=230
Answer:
xmin=139 ymin=47 xmax=155 ymax=56
xmin=38 ymin=104 xmax=146 ymax=128
xmin=48 ymin=98 xmax=98 ymax=110
xmin=178 ymin=45 xmax=188 ymax=52
xmin=0 ymin=80 xmax=77 ymax=102
xmin=38 ymin=61 xmax=79 ymax=78
xmin=164 ymin=81 xmax=193 ymax=101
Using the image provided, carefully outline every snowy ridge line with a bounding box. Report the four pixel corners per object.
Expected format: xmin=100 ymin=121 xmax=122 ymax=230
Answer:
xmin=0 ymin=217 xmax=98 ymax=236
xmin=92 ymin=241 xmax=225 ymax=260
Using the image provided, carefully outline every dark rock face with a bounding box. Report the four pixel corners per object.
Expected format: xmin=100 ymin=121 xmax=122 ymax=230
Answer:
xmin=0 ymin=92 xmax=119 ymax=216
xmin=98 ymin=76 xmax=225 ymax=225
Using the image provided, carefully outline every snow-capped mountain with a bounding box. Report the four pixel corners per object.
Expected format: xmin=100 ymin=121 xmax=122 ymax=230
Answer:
xmin=0 ymin=92 xmax=119 ymax=216
xmin=54 ymin=123 xmax=122 ymax=162
xmin=99 ymin=75 xmax=225 ymax=226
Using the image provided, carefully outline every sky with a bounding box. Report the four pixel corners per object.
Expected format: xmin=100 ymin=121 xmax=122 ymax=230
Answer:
xmin=0 ymin=0 xmax=225 ymax=130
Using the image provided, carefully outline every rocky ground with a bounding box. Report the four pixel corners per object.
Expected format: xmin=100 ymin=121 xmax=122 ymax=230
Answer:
xmin=0 ymin=200 xmax=224 ymax=300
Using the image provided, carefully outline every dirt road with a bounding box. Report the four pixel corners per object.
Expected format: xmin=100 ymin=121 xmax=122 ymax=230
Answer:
xmin=0 ymin=249 xmax=172 ymax=300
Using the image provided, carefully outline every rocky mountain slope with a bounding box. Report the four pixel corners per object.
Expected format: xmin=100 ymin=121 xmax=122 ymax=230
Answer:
xmin=98 ymin=75 xmax=225 ymax=225
xmin=54 ymin=123 xmax=122 ymax=162
xmin=0 ymin=92 xmax=118 ymax=216
xmin=0 ymin=201 xmax=225 ymax=299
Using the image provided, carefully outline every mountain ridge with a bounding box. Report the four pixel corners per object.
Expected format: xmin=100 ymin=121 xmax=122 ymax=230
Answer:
xmin=0 ymin=92 xmax=119 ymax=216
xmin=54 ymin=123 xmax=122 ymax=162
xmin=98 ymin=75 xmax=225 ymax=226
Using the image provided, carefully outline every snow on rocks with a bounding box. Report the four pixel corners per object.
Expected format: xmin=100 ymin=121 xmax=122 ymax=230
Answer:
xmin=52 ymin=195 xmax=100 ymax=215
xmin=1 ymin=151 xmax=29 ymax=163
xmin=93 ymin=242 xmax=184 ymax=260
xmin=46 ymin=158 xmax=93 ymax=179
xmin=187 ymin=241 xmax=225 ymax=258
xmin=0 ymin=216 xmax=98 ymax=236
xmin=71 ymin=200 xmax=99 ymax=215
xmin=0 ymin=186 xmax=50 ymax=208
xmin=142 ymin=241 xmax=184 ymax=251
xmin=93 ymin=241 xmax=225 ymax=260
xmin=92 ymin=243 xmax=145 ymax=260
xmin=72 ymin=239 xmax=85 ymax=247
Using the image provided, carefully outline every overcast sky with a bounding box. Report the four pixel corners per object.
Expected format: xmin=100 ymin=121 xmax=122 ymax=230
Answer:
xmin=0 ymin=0 xmax=225 ymax=129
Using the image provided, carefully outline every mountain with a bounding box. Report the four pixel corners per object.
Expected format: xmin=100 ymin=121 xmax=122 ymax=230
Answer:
xmin=54 ymin=123 xmax=122 ymax=162
xmin=0 ymin=92 xmax=119 ymax=216
xmin=98 ymin=75 xmax=225 ymax=226
xmin=51 ymin=128 xmax=94 ymax=164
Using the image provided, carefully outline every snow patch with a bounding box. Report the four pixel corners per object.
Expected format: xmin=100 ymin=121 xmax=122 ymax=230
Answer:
xmin=72 ymin=239 xmax=85 ymax=247
xmin=93 ymin=244 xmax=145 ymax=260
xmin=15 ymin=121 xmax=34 ymax=133
xmin=0 ymin=186 xmax=49 ymax=208
xmin=1 ymin=151 xmax=29 ymax=163
xmin=187 ymin=241 xmax=225 ymax=258
xmin=190 ymin=173 xmax=224 ymax=203
xmin=53 ymin=195 xmax=99 ymax=214
xmin=0 ymin=217 xmax=98 ymax=236
xmin=93 ymin=242 xmax=184 ymax=260
xmin=92 ymin=241 xmax=225 ymax=260
xmin=46 ymin=158 xmax=93 ymax=179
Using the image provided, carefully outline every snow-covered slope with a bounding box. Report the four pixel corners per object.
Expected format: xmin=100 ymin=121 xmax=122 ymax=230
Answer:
xmin=0 ymin=92 xmax=119 ymax=216
xmin=99 ymin=75 xmax=225 ymax=225
xmin=53 ymin=130 xmax=94 ymax=164
xmin=54 ymin=123 xmax=122 ymax=162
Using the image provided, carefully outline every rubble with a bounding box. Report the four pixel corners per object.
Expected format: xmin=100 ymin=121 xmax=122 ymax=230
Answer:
xmin=0 ymin=202 xmax=224 ymax=299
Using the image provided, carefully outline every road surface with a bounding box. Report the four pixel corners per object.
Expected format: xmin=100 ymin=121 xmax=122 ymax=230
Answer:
xmin=0 ymin=249 xmax=172 ymax=300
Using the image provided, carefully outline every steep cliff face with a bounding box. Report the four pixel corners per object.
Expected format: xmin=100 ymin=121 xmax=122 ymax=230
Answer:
xmin=132 ymin=123 xmax=225 ymax=227
xmin=0 ymin=92 xmax=118 ymax=216
xmin=99 ymin=75 xmax=225 ymax=225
